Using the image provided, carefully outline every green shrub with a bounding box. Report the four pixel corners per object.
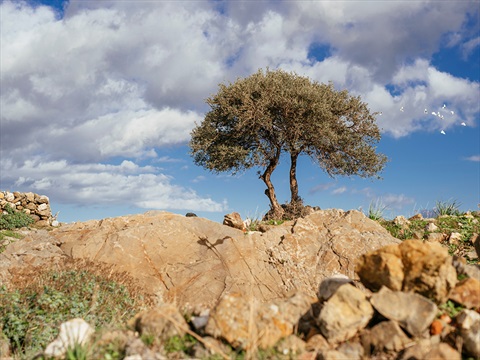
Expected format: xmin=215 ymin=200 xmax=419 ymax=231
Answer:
xmin=433 ymin=199 xmax=461 ymax=217
xmin=0 ymin=206 xmax=34 ymax=230
xmin=366 ymin=199 xmax=388 ymax=221
xmin=0 ymin=262 xmax=151 ymax=359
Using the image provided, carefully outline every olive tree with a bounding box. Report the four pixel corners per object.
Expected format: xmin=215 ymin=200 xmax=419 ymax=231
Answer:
xmin=189 ymin=69 xmax=387 ymax=219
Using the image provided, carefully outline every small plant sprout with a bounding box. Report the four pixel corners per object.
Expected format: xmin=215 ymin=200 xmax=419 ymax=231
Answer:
xmin=367 ymin=198 xmax=388 ymax=221
xmin=434 ymin=199 xmax=462 ymax=217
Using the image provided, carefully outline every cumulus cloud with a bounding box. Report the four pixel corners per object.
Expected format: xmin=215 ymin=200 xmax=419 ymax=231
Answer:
xmin=0 ymin=0 xmax=478 ymax=214
xmin=7 ymin=158 xmax=225 ymax=212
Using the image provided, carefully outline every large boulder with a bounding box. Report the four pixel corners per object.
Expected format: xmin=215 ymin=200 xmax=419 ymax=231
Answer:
xmin=0 ymin=209 xmax=400 ymax=309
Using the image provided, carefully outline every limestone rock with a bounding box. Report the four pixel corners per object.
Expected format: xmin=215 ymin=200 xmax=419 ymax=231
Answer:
xmin=400 ymin=240 xmax=457 ymax=304
xmin=275 ymin=334 xmax=306 ymax=357
xmin=473 ymin=233 xmax=480 ymax=258
xmin=44 ymin=318 xmax=94 ymax=359
xmin=305 ymin=334 xmax=330 ymax=352
xmin=130 ymin=304 xmax=188 ymax=342
xmin=0 ymin=209 xmax=399 ymax=310
xmin=456 ymin=309 xmax=480 ymax=358
xmin=399 ymin=341 xmax=461 ymax=360
xmin=425 ymin=222 xmax=438 ymax=232
xmin=317 ymin=284 xmax=373 ymax=344
xmin=205 ymin=292 xmax=313 ymax=349
xmin=368 ymin=320 xmax=411 ymax=352
xmin=448 ymin=232 xmax=463 ymax=245
xmin=223 ymin=212 xmax=245 ymax=230
xmin=355 ymin=244 xmax=404 ymax=291
xmin=357 ymin=240 xmax=457 ymax=304
xmin=370 ymin=286 xmax=437 ymax=337
xmin=317 ymin=274 xmax=353 ymax=302
xmin=449 ymin=277 xmax=480 ymax=309
xmin=425 ymin=232 xmax=445 ymax=243
xmin=393 ymin=215 xmax=410 ymax=227
xmin=335 ymin=342 xmax=364 ymax=360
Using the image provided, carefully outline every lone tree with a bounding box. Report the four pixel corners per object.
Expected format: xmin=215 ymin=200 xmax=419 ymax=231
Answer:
xmin=189 ymin=69 xmax=387 ymax=219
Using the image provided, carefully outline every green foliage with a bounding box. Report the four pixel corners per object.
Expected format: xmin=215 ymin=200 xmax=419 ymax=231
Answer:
xmin=65 ymin=342 xmax=90 ymax=360
xmin=0 ymin=230 xmax=23 ymax=241
xmin=141 ymin=333 xmax=156 ymax=347
xmin=0 ymin=266 xmax=148 ymax=359
xmin=377 ymin=209 xmax=479 ymax=262
xmin=366 ymin=198 xmax=388 ymax=220
xmin=433 ymin=199 xmax=462 ymax=217
xmin=439 ymin=300 xmax=465 ymax=318
xmin=164 ymin=334 xmax=197 ymax=354
xmin=0 ymin=206 xmax=34 ymax=230
xmin=0 ymin=230 xmax=24 ymax=253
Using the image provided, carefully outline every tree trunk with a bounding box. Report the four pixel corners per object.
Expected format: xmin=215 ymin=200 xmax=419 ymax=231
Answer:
xmin=289 ymin=151 xmax=300 ymax=205
xmin=260 ymin=148 xmax=283 ymax=219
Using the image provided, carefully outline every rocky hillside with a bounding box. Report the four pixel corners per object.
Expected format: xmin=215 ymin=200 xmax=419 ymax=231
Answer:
xmin=0 ymin=209 xmax=479 ymax=359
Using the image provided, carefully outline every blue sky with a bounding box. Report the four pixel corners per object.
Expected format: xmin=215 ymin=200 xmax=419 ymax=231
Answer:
xmin=1 ymin=0 xmax=479 ymax=224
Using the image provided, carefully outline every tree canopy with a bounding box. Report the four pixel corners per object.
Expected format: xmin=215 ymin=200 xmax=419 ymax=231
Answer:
xmin=189 ymin=68 xmax=387 ymax=219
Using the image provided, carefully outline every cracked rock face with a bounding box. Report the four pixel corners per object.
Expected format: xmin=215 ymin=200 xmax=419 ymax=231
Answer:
xmin=0 ymin=209 xmax=400 ymax=309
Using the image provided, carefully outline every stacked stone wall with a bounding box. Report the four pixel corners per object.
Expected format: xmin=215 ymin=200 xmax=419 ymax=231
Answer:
xmin=0 ymin=190 xmax=55 ymax=227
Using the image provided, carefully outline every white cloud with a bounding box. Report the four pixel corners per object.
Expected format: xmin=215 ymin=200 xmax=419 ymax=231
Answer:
xmin=465 ymin=155 xmax=480 ymax=162
xmin=0 ymin=0 xmax=478 ymax=216
xmin=462 ymin=36 xmax=480 ymax=58
xmin=332 ymin=187 xmax=347 ymax=195
xmin=4 ymin=158 xmax=226 ymax=212
xmin=380 ymin=194 xmax=416 ymax=210
xmin=309 ymin=182 xmax=336 ymax=194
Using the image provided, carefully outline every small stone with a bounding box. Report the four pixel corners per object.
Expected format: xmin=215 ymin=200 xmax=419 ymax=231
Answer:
xmin=472 ymin=233 xmax=480 ymax=258
xmin=335 ymin=341 xmax=364 ymax=360
xmin=430 ymin=319 xmax=443 ymax=335
xmin=275 ymin=334 xmax=306 ymax=357
xmin=370 ymin=286 xmax=437 ymax=337
xmin=448 ymin=232 xmax=463 ymax=245
xmin=317 ymin=349 xmax=352 ymax=360
xmin=223 ymin=212 xmax=245 ymax=230
xmin=305 ymin=334 xmax=330 ymax=351
xmin=369 ymin=320 xmax=411 ymax=352
xmin=44 ymin=318 xmax=94 ymax=359
xmin=205 ymin=292 xmax=312 ymax=349
xmin=130 ymin=304 xmax=188 ymax=342
xmin=317 ymin=284 xmax=373 ymax=344
xmin=449 ymin=277 xmax=480 ymax=309
xmin=424 ymin=343 xmax=461 ymax=360
xmin=425 ymin=232 xmax=444 ymax=243
xmin=409 ymin=213 xmax=423 ymax=221
xmin=400 ymin=239 xmax=457 ymax=304
xmin=393 ymin=215 xmax=411 ymax=227
xmin=355 ymin=244 xmax=404 ymax=291
xmin=317 ymin=274 xmax=353 ymax=302
xmin=425 ymin=222 xmax=438 ymax=232
xmin=456 ymin=309 xmax=480 ymax=358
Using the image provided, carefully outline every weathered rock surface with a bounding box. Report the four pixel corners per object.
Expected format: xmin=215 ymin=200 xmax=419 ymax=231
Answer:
xmin=0 ymin=209 xmax=400 ymax=310
xmin=205 ymin=292 xmax=313 ymax=349
xmin=370 ymin=286 xmax=437 ymax=337
xmin=449 ymin=277 xmax=480 ymax=309
xmin=456 ymin=309 xmax=480 ymax=358
xmin=317 ymin=284 xmax=373 ymax=344
xmin=2 ymin=209 xmax=479 ymax=359
xmin=368 ymin=320 xmax=411 ymax=353
xmin=356 ymin=239 xmax=457 ymax=303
